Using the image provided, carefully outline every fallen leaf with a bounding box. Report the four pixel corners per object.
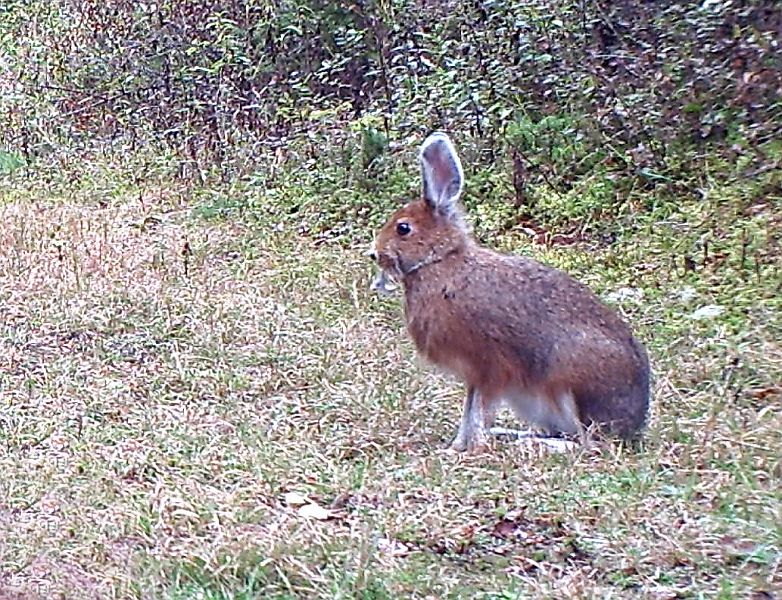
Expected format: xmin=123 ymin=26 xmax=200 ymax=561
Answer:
xmin=748 ymin=386 xmax=781 ymax=400
xmin=298 ymin=503 xmax=333 ymax=521
xmin=606 ymin=287 xmax=644 ymax=303
xmin=492 ymin=518 xmax=519 ymax=538
xmin=378 ymin=537 xmax=410 ymax=557
xmin=283 ymin=492 xmax=309 ymax=507
xmin=690 ymin=304 xmax=724 ymax=320
xmin=677 ymin=286 xmax=698 ymax=303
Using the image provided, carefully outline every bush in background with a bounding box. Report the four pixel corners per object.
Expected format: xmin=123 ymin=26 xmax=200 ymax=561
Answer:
xmin=1 ymin=0 xmax=780 ymax=230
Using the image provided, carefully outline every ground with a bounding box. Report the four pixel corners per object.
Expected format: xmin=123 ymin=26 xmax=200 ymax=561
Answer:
xmin=0 ymin=176 xmax=780 ymax=599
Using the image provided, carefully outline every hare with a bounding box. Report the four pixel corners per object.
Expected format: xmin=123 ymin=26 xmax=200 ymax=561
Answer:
xmin=369 ymin=132 xmax=650 ymax=452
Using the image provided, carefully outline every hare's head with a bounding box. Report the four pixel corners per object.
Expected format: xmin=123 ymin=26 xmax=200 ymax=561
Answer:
xmin=370 ymin=133 xmax=469 ymax=293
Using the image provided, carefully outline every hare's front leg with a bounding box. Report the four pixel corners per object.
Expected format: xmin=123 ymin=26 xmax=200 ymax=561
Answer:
xmin=450 ymin=387 xmax=492 ymax=452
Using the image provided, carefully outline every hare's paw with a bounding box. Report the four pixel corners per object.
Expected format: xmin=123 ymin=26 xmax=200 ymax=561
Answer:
xmin=448 ymin=430 xmax=490 ymax=454
xmin=530 ymin=437 xmax=579 ymax=453
xmin=448 ymin=437 xmax=468 ymax=452
xmin=489 ymin=426 xmax=538 ymax=440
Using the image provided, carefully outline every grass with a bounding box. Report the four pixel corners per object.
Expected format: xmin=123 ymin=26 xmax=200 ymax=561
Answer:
xmin=0 ymin=161 xmax=780 ymax=599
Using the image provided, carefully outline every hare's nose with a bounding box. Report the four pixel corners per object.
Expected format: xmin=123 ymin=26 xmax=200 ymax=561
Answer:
xmin=364 ymin=246 xmax=378 ymax=262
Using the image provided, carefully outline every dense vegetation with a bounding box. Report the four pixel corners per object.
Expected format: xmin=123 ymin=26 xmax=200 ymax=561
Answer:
xmin=1 ymin=1 xmax=780 ymax=598
xmin=3 ymin=1 xmax=781 ymax=222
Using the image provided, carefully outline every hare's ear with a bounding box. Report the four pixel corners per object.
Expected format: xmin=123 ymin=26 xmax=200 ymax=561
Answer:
xmin=419 ymin=132 xmax=464 ymax=217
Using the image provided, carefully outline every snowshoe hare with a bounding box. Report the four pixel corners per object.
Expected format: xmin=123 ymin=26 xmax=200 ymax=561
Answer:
xmin=369 ymin=132 xmax=650 ymax=452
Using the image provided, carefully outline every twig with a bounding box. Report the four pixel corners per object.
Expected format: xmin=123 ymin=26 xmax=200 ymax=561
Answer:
xmin=512 ymin=144 xmax=563 ymax=198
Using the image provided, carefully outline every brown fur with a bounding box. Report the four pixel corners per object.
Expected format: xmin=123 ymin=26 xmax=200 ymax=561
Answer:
xmin=372 ymin=134 xmax=650 ymax=452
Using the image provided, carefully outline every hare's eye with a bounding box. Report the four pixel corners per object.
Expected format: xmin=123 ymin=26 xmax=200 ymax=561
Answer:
xmin=396 ymin=222 xmax=411 ymax=236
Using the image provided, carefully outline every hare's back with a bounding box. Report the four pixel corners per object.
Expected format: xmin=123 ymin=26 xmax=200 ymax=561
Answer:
xmin=461 ymin=251 xmax=631 ymax=338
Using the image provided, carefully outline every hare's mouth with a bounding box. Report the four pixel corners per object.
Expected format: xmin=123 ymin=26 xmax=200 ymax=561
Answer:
xmin=370 ymin=268 xmax=399 ymax=295
xmin=367 ymin=249 xmax=402 ymax=295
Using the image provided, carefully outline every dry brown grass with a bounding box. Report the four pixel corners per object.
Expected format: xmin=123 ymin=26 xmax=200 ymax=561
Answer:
xmin=0 ymin=184 xmax=780 ymax=599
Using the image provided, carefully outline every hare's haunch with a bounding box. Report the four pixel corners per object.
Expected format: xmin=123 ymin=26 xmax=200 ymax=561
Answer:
xmin=371 ymin=133 xmax=650 ymax=452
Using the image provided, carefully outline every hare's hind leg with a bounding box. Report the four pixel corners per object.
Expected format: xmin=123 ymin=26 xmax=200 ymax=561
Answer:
xmin=559 ymin=390 xmax=593 ymax=449
xmin=449 ymin=387 xmax=493 ymax=452
xmin=493 ymin=390 xmax=587 ymax=452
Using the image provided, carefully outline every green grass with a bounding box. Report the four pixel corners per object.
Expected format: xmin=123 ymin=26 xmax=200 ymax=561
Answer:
xmin=0 ymin=151 xmax=25 ymax=176
xmin=0 ymin=161 xmax=780 ymax=599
